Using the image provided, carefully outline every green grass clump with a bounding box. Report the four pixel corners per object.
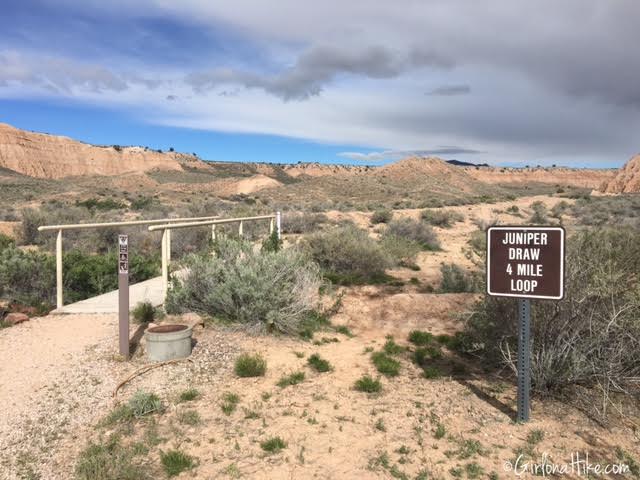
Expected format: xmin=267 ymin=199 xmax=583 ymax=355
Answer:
xmin=75 ymin=436 xmax=148 ymax=480
xmin=413 ymin=345 xmax=443 ymax=367
xmin=178 ymin=388 xmax=200 ymax=403
xmin=220 ymin=392 xmax=240 ymax=415
xmin=260 ymin=436 xmax=287 ymax=453
xmin=102 ymin=391 xmax=163 ymax=425
xmin=234 ymin=353 xmax=267 ymax=377
xmin=276 ymin=371 xmax=305 ymax=388
xmin=178 ymin=410 xmax=201 ymax=426
xmin=371 ymin=209 xmax=393 ymax=224
xmin=335 ymin=325 xmax=354 ymax=337
xmin=307 ymin=353 xmax=333 ymax=373
xmin=354 ymin=375 xmax=382 ymax=393
xmin=422 ymin=366 xmax=442 ymax=379
xmin=434 ymin=423 xmax=446 ymax=439
xmin=421 ymin=209 xmax=464 ymax=228
xmin=131 ymin=301 xmax=155 ymax=324
xmin=160 ymin=449 xmax=195 ymax=477
xmin=371 ymin=352 xmax=401 ymax=377
xmin=382 ymin=337 xmax=404 ymax=355
xmin=408 ymin=330 xmax=434 ymax=346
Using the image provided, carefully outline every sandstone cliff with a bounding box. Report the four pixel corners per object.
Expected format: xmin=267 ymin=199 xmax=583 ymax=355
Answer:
xmin=0 ymin=123 xmax=186 ymax=179
xmin=463 ymin=165 xmax=615 ymax=189
xmin=601 ymin=154 xmax=640 ymax=193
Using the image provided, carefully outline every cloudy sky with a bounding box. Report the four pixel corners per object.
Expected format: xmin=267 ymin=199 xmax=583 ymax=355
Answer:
xmin=1 ymin=1 xmax=638 ymax=167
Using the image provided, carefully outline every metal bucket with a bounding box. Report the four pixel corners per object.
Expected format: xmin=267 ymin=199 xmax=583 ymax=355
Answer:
xmin=144 ymin=324 xmax=193 ymax=362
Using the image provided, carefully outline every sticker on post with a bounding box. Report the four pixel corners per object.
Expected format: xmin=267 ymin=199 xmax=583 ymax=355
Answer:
xmin=486 ymin=226 xmax=564 ymax=300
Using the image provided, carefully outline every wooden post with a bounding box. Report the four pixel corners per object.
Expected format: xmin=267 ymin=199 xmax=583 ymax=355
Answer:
xmin=211 ymin=224 xmax=217 ymax=241
xmin=239 ymin=220 xmax=244 ymax=237
xmin=276 ymin=211 xmax=281 ymax=239
xmin=166 ymin=228 xmax=172 ymax=262
xmin=269 ymin=218 xmax=274 ymax=234
xmin=161 ymin=229 xmax=168 ymax=299
xmin=56 ymin=229 xmax=63 ymax=309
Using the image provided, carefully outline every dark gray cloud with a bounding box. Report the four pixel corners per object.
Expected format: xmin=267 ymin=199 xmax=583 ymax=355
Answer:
xmin=186 ymin=45 xmax=453 ymax=101
xmin=427 ymin=85 xmax=470 ymax=96
xmin=338 ymin=147 xmax=483 ymax=162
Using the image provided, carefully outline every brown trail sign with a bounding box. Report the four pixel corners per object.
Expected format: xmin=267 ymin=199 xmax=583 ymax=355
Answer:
xmin=486 ymin=226 xmax=565 ymax=422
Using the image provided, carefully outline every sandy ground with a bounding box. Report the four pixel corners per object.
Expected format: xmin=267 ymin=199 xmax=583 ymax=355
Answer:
xmin=0 ymin=195 xmax=638 ymax=479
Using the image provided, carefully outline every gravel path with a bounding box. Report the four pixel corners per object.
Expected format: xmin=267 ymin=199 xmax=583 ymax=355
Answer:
xmin=0 ymin=314 xmax=118 ymax=479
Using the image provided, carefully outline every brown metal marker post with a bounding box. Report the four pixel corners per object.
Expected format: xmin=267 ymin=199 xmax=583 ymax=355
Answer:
xmin=118 ymin=234 xmax=129 ymax=359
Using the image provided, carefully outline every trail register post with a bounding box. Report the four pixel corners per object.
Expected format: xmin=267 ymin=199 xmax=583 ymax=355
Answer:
xmin=118 ymin=234 xmax=129 ymax=359
xmin=486 ymin=226 xmax=565 ymax=421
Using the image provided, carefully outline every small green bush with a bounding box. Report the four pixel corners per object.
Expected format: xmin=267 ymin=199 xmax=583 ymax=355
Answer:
xmin=413 ymin=346 xmax=443 ymax=367
xmin=234 ymin=353 xmax=267 ymax=377
xmin=303 ymin=225 xmax=391 ymax=285
xmin=160 ymin=450 xmax=195 ymax=477
xmin=371 ymin=352 xmax=401 ymax=377
xmin=220 ymin=392 xmax=240 ymax=415
xmin=260 ymin=436 xmax=287 ymax=453
xmin=382 ymin=337 xmax=404 ymax=355
xmin=128 ymin=391 xmax=163 ymax=418
xmin=440 ymin=263 xmax=477 ymax=293
xmin=408 ymin=330 xmax=434 ymax=346
xmin=178 ymin=409 xmax=201 ymax=426
xmin=423 ymin=366 xmax=442 ymax=379
xmin=132 ymin=301 xmax=155 ymax=324
xmin=379 ymin=233 xmax=421 ymax=268
xmin=529 ymin=201 xmax=548 ymax=224
xmin=307 ymin=353 xmax=333 ymax=372
xmin=281 ymin=212 xmax=327 ymax=233
xmin=276 ymin=371 xmax=305 ymax=388
xmin=421 ymin=209 xmax=464 ymax=228
xmin=0 ymin=233 xmax=14 ymax=252
xmin=371 ymin=209 xmax=393 ymax=224
xmin=261 ymin=229 xmax=282 ymax=252
xmin=386 ymin=218 xmax=440 ymax=250
xmin=354 ymin=375 xmax=382 ymax=393
xmin=75 ymin=436 xmax=149 ymax=480
xmin=178 ymin=388 xmax=199 ymax=402
xmin=167 ymin=238 xmax=321 ymax=335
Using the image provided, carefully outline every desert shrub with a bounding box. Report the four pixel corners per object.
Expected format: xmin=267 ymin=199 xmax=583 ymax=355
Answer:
xmin=178 ymin=388 xmax=200 ymax=402
xmin=260 ymin=436 xmax=287 ymax=453
xmin=75 ymin=436 xmax=149 ymax=480
xmin=550 ymin=200 xmax=570 ymax=219
xmin=0 ymin=233 xmax=14 ymax=252
xmin=421 ymin=209 xmax=464 ymax=228
xmin=234 ymin=353 xmax=267 ymax=377
xmin=408 ymin=330 xmax=434 ymax=346
xmin=166 ymin=239 xmax=321 ymax=335
xmin=371 ymin=352 xmax=401 ymax=376
xmin=63 ymin=250 xmax=160 ymax=303
xmin=281 ymin=212 xmax=327 ymax=233
xmin=276 ymin=371 xmax=305 ymax=387
xmin=354 ymin=375 xmax=382 ymax=393
xmin=160 ymin=450 xmax=195 ymax=477
xmin=463 ymin=228 xmax=640 ymax=406
xmin=128 ymin=390 xmax=164 ymax=418
xmin=303 ymin=225 xmax=391 ymax=284
xmin=570 ymin=195 xmax=640 ymax=229
xmin=379 ymin=233 xmax=421 ymax=268
xmin=386 ymin=218 xmax=440 ymax=251
xmin=382 ymin=337 xmax=404 ymax=355
xmin=76 ymin=197 xmax=127 ymax=212
xmin=370 ymin=209 xmax=393 ymax=225
xmin=0 ymin=245 xmax=55 ymax=307
xmin=261 ymin=229 xmax=282 ymax=252
xmin=413 ymin=346 xmax=443 ymax=367
xmin=506 ymin=205 xmax=520 ymax=215
xmin=529 ymin=201 xmax=548 ymax=224
xmin=439 ymin=263 xmax=477 ymax=293
xmin=307 ymin=353 xmax=333 ymax=372
xmin=471 ymin=217 xmax=499 ymax=231
xmin=17 ymin=205 xmax=91 ymax=246
xmin=132 ymin=301 xmax=155 ymax=324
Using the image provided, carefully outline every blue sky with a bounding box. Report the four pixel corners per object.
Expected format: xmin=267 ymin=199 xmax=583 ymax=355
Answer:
xmin=1 ymin=1 xmax=639 ymax=168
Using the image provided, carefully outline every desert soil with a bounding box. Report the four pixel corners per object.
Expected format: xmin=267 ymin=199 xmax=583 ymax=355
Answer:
xmin=1 ymin=195 xmax=638 ymax=480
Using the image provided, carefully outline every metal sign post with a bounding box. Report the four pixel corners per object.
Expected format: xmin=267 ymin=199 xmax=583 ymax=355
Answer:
xmin=486 ymin=226 xmax=564 ymax=422
xmin=118 ymin=234 xmax=129 ymax=359
xmin=517 ymin=298 xmax=531 ymax=422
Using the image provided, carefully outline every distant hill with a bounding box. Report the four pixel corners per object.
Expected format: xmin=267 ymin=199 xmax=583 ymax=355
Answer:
xmin=0 ymin=123 xmax=195 ymax=179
